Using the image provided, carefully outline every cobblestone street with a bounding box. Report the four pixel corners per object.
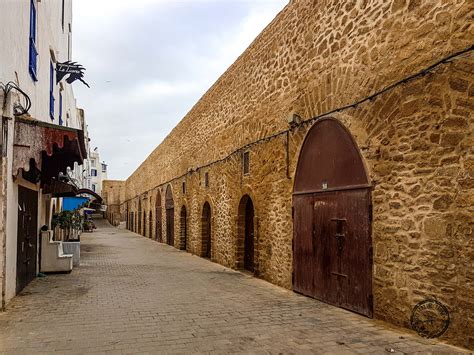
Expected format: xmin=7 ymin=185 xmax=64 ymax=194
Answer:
xmin=0 ymin=221 xmax=467 ymax=354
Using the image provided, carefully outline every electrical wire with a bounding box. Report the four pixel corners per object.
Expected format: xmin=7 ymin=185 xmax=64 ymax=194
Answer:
xmin=0 ymin=81 xmax=32 ymax=116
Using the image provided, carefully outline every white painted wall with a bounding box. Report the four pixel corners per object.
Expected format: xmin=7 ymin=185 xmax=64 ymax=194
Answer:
xmin=89 ymin=149 xmax=107 ymax=196
xmin=0 ymin=0 xmax=87 ymax=307
xmin=0 ymin=0 xmax=81 ymax=128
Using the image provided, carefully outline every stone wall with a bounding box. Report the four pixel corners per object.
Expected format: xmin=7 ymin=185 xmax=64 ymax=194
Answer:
xmin=106 ymin=0 xmax=473 ymax=349
xmin=102 ymin=180 xmax=125 ymax=226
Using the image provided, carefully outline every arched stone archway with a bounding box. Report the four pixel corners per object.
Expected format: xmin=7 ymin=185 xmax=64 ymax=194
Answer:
xmin=293 ymin=118 xmax=372 ymax=317
xmin=236 ymin=195 xmax=255 ymax=273
xmin=165 ymin=185 xmax=174 ymax=247
xmin=155 ymin=190 xmax=162 ymax=242
xmin=148 ymin=211 xmax=152 ymax=238
xmin=201 ymin=202 xmax=212 ymax=258
xmin=138 ymin=199 xmax=142 ymax=235
xmin=179 ymin=206 xmax=187 ymax=250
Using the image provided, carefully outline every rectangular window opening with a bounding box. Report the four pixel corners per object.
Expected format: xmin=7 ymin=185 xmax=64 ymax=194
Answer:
xmin=182 ymin=181 xmax=186 ymax=194
xmin=58 ymin=91 xmax=63 ymax=125
xmin=243 ymin=151 xmax=250 ymax=175
xmin=61 ymin=0 xmax=65 ymax=31
xmin=49 ymin=61 xmax=55 ymax=120
xmin=204 ymin=172 xmax=209 ymax=188
xmin=28 ymin=0 xmax=38 ymax=81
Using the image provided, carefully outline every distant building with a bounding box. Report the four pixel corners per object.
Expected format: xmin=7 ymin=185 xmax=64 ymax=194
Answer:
xmin=89 ymin=148 xmax=108 ymax=196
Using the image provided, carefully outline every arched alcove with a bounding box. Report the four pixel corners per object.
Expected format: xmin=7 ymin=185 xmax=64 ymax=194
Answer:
xmin=293 ymin=118 xmax=372 ymax=317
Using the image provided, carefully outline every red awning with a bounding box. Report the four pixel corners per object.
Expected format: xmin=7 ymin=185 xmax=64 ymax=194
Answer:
xmin=13 ymin=117 xmax=87 ymax=184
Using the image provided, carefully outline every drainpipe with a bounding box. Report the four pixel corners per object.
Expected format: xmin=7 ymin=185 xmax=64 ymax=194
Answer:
xmin=0 ymin=89 xmax=10 ymax=311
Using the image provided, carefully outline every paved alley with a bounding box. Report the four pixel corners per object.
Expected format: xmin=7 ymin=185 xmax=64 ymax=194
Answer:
xmin=0 ymin=221 xmax=467 ymax=354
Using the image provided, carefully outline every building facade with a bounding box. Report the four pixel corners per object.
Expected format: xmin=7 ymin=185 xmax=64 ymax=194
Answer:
xmin=0 ymin=0 xmax=88 ymax=308
xmin=89 ymin=148 xmax=107 ymax=196
xmin=102 ymin=180 xmax=125 ymax=227
xmin=105 ymin=0 xmax=472 ymax=349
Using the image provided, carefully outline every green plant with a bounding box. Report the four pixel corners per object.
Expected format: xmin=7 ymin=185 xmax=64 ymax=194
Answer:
xmin=51 ymin=209 xmax=84 ymax=241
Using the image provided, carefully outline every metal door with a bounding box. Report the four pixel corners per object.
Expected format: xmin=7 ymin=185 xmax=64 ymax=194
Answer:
xmin=293 ymin=118 xmax=373 ymax=317
xmin=16 ymin=186 xmax=38 ymax=294
xmin=244 ymin=198 xmax=255 ymax=272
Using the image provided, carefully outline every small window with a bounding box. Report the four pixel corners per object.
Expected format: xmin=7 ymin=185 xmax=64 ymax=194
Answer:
xmin=91 ymin=160 xmax=96 ymax=167
xmin=204 ymin=172 xmax=209 ymax=188
xmin=243 ymin=151 xmax=250 ymax=175
xmin=182 ymin=181 xmax=186 ymax=194
xmin=91 ymin=169 xmax=97 ymax=177
xmin=49 ymin=61 xmax=55 ymax=120
xmin=28 ymin=0 xmax=38 ymax=81
xmin=92 ymin=184 xmax=96 ymax=192
xmin=58 ymin=91 xmax=63 ymax=125
xmin=61 ymin=0 xmax=65 ymax=31
xmin=101 ymin=163 xmax=107 ymax=173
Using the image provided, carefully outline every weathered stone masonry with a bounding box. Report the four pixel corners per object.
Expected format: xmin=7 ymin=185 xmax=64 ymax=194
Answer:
xmin=103 ymin=0 xmax=473 ymax=349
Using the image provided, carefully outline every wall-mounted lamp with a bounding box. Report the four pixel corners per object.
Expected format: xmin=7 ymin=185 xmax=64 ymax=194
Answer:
xmin=287 ymin=112 xmax=302 ymax=128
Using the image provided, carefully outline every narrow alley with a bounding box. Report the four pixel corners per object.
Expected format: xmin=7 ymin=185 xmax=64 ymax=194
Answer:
xmin=0 ymin=221 xmax=467 ymax=354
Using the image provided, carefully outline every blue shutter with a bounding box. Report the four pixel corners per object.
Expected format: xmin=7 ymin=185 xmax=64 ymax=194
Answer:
xmin=58 ymin=92 xmax=63 ymax=125
xmin=28 ymin=0 xmax=38 ymax=81
xmin=49 ymin=62 xmax=55 ymax=120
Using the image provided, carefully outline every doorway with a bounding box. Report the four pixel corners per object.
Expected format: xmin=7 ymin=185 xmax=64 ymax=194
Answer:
xmin=165 ymin=185 xmax=174 ymax=247
xmin=293 ymin=118 xmax=373 ymax=317
xmin=16 ymin=186 xmax=38 ymax=294
xmin=201 ymin=202 xmax=211 ymax=258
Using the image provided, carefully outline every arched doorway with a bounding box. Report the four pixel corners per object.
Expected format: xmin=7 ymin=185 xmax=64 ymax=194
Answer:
xmin=165 ymin=185 xmax=174 ymax=247
xmin=293 ymin=118 xmax=373 ymax=317
xmin=155 ymin=190 xmax=162 ymax=242
xmin=180 ymin=206 xmax=187 ymax=250
xmin=201 ymin=202 xmax=211 ymax=258
xmin=237 ymin=195 xmax=255 ymax=273
xmin=138 ymin=199 xmax=142 ymax=235
xmin=149 ymin=211 xmax=152 ymax=238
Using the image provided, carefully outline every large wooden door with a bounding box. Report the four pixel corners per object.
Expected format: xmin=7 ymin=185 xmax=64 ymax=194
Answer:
xmin=244 ymin=198 xmax=255 ymax=272
xmin=201 ymin=202 xmax=211 ymax=258
xmin=165 ymin=185 xmax=174 ymax=246
xmin=293 ymin=118 xmax=373 ymax=317
xmin=155 ymin=190 xmax=162 ymax=242
xmin=16 ymin=186 xmax=38 ymax=294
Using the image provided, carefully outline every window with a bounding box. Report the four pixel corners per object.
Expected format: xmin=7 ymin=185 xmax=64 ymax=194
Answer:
xmin=101 ymin=163 xmax=107 ymax=173
xmin=67 ymin=24 xmax=72 ymax=60
xmin=204 ymin=172 xmax=209 ymax=188
xmin=28 ymin=0 xmax=38 ymax=81
xmin=49 ymin=61 xmax=55 ymax=120
xmin=182 ymin=181 xmax=186 ymax=194
xmin=61 ymin=0 xmax=65 ymax=31
xmin=58 ymin=91 xmax=63 ymax=125
xmin=92 ymin=184 xmax=96 ymax=192
xmin=91 ymin=159 xmax=96 ymax=167
xmin=243 ymin=151 xmax=250 ymax=175
xmin=91 ymin=169 xmax=97 ymax=177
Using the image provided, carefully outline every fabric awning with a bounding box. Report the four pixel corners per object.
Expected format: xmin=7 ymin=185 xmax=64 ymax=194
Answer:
xmin=13 ymin=117 xmax=87 ymax=185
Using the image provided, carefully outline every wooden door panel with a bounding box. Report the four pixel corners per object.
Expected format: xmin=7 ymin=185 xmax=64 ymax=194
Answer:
xmin=293 ymin=195 xmax=314 ymax=296
xmin=244 ymin=200 xmax=255 ymax=272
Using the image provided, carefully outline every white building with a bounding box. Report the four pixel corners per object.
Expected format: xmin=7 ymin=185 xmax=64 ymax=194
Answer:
xmin=0 ymin=0 xmax=90 ymax=309
xmin=89 ymin=147 xmax=108 ymax=196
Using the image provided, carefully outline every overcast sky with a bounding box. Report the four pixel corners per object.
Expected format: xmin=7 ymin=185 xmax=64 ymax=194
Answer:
xmin=72 ymin=0 xmax=287 ymax=180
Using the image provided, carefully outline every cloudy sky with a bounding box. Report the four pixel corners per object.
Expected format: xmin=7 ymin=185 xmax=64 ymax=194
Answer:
xmin=72 ymin=0 xmax=288 ymax=180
